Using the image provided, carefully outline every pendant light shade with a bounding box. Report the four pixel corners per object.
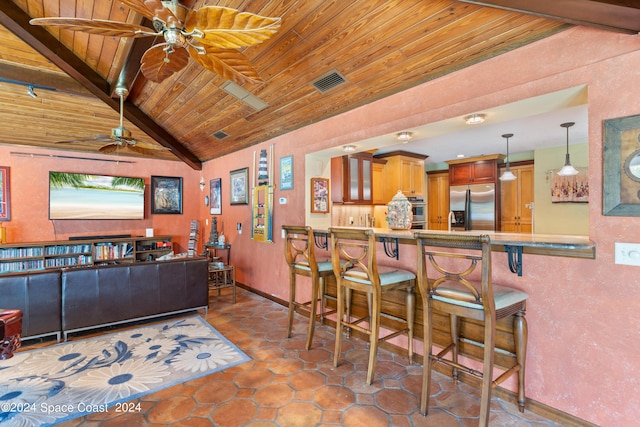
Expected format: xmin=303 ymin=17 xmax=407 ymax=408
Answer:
xmin=557 ymin=122 xmax=579 ymax=176
xmin=499 ymin=133 xmax=517 ymax=181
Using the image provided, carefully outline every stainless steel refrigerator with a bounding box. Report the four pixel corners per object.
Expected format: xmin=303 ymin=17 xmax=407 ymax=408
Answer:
xmin=449 ymin=183 xmax=496 ymax=231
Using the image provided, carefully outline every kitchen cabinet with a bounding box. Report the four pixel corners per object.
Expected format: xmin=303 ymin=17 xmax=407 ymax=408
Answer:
xmin=375 ymin=151 xmax=427 ymax=202
xmin=500 ymin=163 xmax=534 ymax=233
xmin=427 ymin=171 xmax=449 ymax=230
xmin=447 ymin=154 xmax=504 ymax=186
xmin=331 ymin=152 xmax=373 ymax=204
xmin=372 ymin=158 xmax=387 ymax=205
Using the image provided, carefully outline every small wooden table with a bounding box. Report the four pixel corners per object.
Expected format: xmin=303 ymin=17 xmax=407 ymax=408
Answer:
xmin=204 ymin=243 xmax=231 ymax=265
xmin=208 ymin=262 xmax=236 ymax=304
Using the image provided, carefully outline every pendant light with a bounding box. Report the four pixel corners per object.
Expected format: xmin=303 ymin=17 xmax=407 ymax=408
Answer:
xmin=499 ymin=133 xmax=517 ymax=181
xmin=557 ymin=122 xmax=579 ymax=176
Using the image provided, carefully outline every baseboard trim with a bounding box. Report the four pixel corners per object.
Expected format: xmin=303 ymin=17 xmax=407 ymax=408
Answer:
xmin=237 ymin=283 xmax=597 ymax=427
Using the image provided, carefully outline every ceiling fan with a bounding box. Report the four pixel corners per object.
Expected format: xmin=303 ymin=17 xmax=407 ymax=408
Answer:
xmin=56 ymin=86 xmax=170 ymax=155
xmin=30 ymin=0 xmax=282 ymax=84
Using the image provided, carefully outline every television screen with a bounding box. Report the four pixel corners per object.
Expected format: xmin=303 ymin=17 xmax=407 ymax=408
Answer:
xmin=49 ymin=172 xmax=145 ymax=220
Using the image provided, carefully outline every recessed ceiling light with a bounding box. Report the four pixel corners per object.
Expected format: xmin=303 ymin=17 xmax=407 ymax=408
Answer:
xmin=396 ymin=131 xmax=413 ymax=142
xmin=464 ymin=113 xmax=486 ymax=125
xmin=457 ymin=154 xmax=465 ymax=158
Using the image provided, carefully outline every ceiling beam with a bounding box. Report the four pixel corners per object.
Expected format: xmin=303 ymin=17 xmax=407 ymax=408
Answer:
xmin=0 ymin=1 xmax=202 ymax=170
xmin=458 ymin=0 xmax=640 ymax=34
xmin=0 ymin=62 xmax=91 ymax=97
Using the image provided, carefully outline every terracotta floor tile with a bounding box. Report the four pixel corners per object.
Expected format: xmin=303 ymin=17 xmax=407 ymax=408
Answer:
xmin=26 ymin=288 xmax=564 ymax=426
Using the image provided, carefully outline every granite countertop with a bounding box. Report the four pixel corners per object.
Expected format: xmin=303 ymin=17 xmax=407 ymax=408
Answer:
xmin=322 ymin=227 xmax=596 ymax=259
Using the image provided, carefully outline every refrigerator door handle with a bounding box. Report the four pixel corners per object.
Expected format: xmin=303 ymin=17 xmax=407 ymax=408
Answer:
xmin=464 ymin=188 xmax=471 ymax=231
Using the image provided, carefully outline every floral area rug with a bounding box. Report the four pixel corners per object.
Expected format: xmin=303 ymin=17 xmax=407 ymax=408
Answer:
xmin=0 ymin=316 xmax=250 ymax=426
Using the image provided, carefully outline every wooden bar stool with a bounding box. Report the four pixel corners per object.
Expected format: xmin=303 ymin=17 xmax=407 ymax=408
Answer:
xmin=329 ymin=227 xmax=416 ymax=385
xmin=415 ymin=232 xmax=528 ymax=425
xmin=283 ymin=225 xmax=336 ymax=350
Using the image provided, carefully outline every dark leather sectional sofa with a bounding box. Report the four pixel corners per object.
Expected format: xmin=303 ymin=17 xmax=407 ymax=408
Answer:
xmin=0 ymin=257 xmax=208 ymax=341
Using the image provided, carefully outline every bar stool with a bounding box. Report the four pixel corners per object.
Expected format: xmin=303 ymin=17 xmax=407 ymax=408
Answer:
xmin=415 ymin=232 xmax=528 ymax=425
xmin=329 ymin=227 xmax=416 ymax=385
xmin=283 ymin=225 xmax=336 ymax=350
xmin=0 ymin=309 xmax=23 ymax=360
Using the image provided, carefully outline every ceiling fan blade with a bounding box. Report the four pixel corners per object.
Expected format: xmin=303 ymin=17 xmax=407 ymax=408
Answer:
xmin=99 ymin=143 xmax=121 ymax=154
xmin=131 ymin=140 xmax=170 ymax=151
xmin=185 ymin=6 xmax=281 ymax=49
xmin=126 ymin=144 xmax=158 ymax=156
xmin=140 ymin=44 xmax=190 ymax=83
xmin=188 ymin=46 xmax=262 ymax=84
xmin=55 ymin=135 xmax=113 ymax=143
xmin=120 ymin=0 xmax=182 ymax=27
xmin=29 ymin=18 xmax=152 ymax=38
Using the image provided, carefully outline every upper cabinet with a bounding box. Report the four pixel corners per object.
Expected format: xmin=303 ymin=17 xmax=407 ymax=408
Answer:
xmin=331 ymin=152 xmax=374 ymax=204
xmin=372 ymin=158 xmax=387 ymax=205
xmin=446 ymin=154 xmax=505 ymax=186
xmin=375 ymin=151 xmax=427 ymax=202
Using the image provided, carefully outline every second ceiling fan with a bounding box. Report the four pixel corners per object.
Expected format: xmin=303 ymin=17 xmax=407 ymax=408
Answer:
xmin=30 ymin=0 xmax=282 ymax=84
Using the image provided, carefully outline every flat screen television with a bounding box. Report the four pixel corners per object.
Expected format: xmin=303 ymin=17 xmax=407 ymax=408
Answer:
xmin=49 ymin=172 xmax=145 ymax=220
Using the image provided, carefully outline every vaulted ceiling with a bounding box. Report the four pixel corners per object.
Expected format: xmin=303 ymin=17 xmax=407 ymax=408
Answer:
xmin=0 ymin=1 xmax=638 ymax=170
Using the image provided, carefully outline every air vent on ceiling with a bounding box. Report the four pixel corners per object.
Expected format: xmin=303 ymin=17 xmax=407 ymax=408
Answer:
xmin=212 ymin=130 xmax=229 ymax=140
xmin=312 ymin=70 xmax=347 ymax=93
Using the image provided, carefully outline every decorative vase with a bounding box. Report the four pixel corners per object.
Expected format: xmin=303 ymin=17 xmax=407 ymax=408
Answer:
xmin=386 ymin=191 xmax=413 ymax=229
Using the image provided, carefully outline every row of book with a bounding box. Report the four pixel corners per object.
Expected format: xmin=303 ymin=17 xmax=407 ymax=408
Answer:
xmin=45 ymin=255 xmax=93 ymax=268
xmin=0 ymin=260 xmax=44 ymax=273
xmin=0 ymin=247 xmax=44 ymax=259
xmin=45 ymin=244 xmax=92 ymax=255
xmin=94 ymin=243 xmax=133 ymax=260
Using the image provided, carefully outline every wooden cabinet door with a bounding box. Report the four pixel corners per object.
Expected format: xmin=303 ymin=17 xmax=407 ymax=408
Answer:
xmin=427 ymin=172 xmax=449 ymax=230
xmin=410 ymin=161 xmax=425 ymax=196
xmin=449 ymin=163 xmax=473 ymax=185
xmin=500 ymin=164 xmax=534 ymax=233
xmin=372 ymin=160 xmax=386 ymax=204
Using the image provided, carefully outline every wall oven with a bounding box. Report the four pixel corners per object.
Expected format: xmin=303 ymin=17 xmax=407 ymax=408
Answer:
xmin=408 ymin=197 xmax=426 ymax=229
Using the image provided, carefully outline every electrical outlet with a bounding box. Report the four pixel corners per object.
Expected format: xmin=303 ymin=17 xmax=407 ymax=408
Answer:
xmin=615 ymin=242 xmax=640 ymax=266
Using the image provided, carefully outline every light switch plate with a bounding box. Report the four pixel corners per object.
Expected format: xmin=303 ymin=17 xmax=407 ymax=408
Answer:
xmin=615 ymin=242 xmax=640 ymax=266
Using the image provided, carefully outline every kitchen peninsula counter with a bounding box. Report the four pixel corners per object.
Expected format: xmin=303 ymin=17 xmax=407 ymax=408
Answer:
xmin=319 ymin=227 xmax=595 ymax=263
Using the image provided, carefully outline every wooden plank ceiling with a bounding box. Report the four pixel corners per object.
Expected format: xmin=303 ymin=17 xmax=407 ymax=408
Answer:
xmin=0 ymin=0 xmax=638 ymax=170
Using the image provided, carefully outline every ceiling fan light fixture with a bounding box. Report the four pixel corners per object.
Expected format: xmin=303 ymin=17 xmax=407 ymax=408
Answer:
xmin=464 ymin=113 xmax=486 ymax=125
xmin=557 ymin=122 xmax=579 ymax=176
xmin=499 ymin=133 xmax=517 ymax=181
xmin=397 ymin=131 xmax=413 ymax=142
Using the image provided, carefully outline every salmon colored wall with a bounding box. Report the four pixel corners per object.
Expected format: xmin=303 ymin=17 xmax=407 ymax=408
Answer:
xmin=3 ymin=25 xmax=638 ymax=426
xmin=0 ymin=147 xmax=201 ymax=253
xmin=201 ymin=27 xmax=640 ymax=426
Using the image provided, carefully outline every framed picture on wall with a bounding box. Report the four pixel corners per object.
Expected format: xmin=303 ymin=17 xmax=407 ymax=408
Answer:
xmin=230 ymin=167 xmax=249 ymax=205
xmin=0 ymin=166 xmax=10 ymax=221
xmin=280 ymin=155 xmax=293 ymax=190
xmin=151 ymin=176 xmax=183 ymax=214
xmin=604 ymin=114 xmax=640 ymax=215
xmin=210 ymin=178 xmax=222 ymax=215
xmin=311 ymin=177 xmax=330 ymax=213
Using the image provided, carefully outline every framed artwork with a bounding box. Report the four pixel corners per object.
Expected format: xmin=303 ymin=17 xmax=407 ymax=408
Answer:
xmin=151 ymin=175 xmax=183 ymax=214
xmin=311 ymin=178 xmax=330 ymax=213
xmin=603 ymin=114 xmax=640 ymax=215
xmin=230 ymin=167 xmax=249 ymax=205
xmin=0 ymin=166 xmax=10 ymax=221
xmin=210 ymin=178 xmax=222 ymax=215
xmin=280 ymin=155 xmax=294 ymax=190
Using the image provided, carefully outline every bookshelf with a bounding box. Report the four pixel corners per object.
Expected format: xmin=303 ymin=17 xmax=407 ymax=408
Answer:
xmin=0 ymin=236 xmax=173 ymax=273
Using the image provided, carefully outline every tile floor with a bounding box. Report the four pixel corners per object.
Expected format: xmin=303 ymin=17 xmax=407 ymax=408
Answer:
xmin=19 ymin=287 xmax=564 ymax=426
